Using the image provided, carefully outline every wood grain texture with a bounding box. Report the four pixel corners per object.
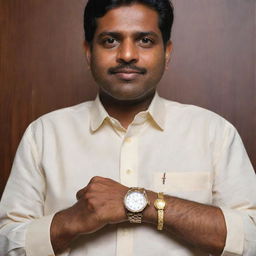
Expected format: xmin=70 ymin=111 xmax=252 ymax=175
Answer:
xmin=159 ymin=0 xmax=256 ymax=170
xmin=0 ymin=0 xmax=255 ymax=197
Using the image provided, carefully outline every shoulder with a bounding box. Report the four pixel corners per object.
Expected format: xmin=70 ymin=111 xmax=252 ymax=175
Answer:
xmin=27 ymin=100 xmax=94 ymax=138
xmin=161 ymin=96 xmax=236 ymax=137
xmin=163 ymin=97 xmax=230 ymax=123
xmin=39 ymin=101 xmax=93 ymax=122
xmin=34 ymin=100 xmax=92 ymax=123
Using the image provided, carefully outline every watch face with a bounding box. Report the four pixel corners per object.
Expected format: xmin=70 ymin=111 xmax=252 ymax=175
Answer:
xmin=154 ymin=199 xmax=166 ymax=210
xmin=125 ymin=191 xmax=147 ymax=212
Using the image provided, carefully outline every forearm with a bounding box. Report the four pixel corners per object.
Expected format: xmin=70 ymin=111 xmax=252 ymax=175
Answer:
xmin=50 ymin=207 xmax=79 ymax=254
xmin=144 ymin=191 xmax=227 ymax=256
xmin=50 ymin=177 xmax=128 ymax=254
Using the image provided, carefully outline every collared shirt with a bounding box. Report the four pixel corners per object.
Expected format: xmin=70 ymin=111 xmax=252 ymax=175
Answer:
xmin=0 ymin=93 xmax=256 ymax=256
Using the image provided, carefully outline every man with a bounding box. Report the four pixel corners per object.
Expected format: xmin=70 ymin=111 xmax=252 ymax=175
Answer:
xmin=0 ymin=0 xmax=256 ymax=255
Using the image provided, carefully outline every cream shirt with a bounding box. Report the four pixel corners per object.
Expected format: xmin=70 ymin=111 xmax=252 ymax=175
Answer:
xmin=0 ymin=93 xmax=256 ymax=256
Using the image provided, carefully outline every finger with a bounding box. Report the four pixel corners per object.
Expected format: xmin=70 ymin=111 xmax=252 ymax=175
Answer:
xmin=76 ymin=187 xmax=87 ymax=200
xmin=88 ymin=176 xmax=106 ymax=185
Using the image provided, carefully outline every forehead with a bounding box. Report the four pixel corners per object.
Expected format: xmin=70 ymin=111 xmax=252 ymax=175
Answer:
xmin=94 ymin=3 xmax=161 ymax=35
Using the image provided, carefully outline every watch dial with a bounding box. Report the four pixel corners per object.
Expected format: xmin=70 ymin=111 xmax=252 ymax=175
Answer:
xmin=125 ymin=191 xmax=147 ymax=212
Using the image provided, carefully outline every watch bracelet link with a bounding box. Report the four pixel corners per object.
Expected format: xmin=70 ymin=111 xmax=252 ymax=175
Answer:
xmin=127 ymin=212 xmax=143 ymax=223
xmin=157 ymin=208 xmax=164 ymax=230
xmin=130 ymin=187 xmax=144 ymax=193
xmin=154 ymin=192 xmax=166 ymax=231
xmin=158 ymin=192 xmax=164 ymax=199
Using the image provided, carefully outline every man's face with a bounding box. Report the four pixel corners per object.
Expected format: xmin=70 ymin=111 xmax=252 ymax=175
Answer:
xmin=85 ymin=3 xmax=172 ymax=102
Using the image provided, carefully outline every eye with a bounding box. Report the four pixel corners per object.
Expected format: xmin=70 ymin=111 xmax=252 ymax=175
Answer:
xmin=139 ymin=37 xmax=154 ymax=47
xmin=102 ymin=37 xmax=119 ymax=48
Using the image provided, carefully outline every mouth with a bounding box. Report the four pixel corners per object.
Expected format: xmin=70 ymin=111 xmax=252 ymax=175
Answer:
xmin=109 ymin=66 xmax=146 ymax=81
xmin=113 ymin=68 xmax=142 ymax=74
xmin=114 ymin=72 xmax=141 ymax=81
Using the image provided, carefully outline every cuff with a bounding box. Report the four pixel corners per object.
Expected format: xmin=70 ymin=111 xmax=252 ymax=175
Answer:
xmin=220 ymin=207 xmax=244 ymax=256
xmin=25 ymin=214 xmax=55 ymax=256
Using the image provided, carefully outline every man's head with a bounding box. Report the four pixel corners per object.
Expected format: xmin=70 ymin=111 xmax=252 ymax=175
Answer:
xmin=83 ymin=0 xmax=174 ymax=102
xmin=84 ymin=0 xmax=174 ymax=47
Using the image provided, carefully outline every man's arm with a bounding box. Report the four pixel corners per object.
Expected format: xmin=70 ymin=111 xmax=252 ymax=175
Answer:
xmin=50 ymin=176 xmax=128 ymax=254
xmin=144 ymin=191 xmax=226 ymax=256
xmin=50 ymin=176 xmax=226 ymax=255
xmin=0 ymin=123 xmax=55 ymax=256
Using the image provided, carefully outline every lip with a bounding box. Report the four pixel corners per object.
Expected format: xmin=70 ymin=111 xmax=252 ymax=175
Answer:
xmin=114 ymin=68 xmax=141 ymax=74
xmin=113 ymin=69 xmax=142 ymax=80
xmin=114 ymin=72 xmax=141 ymax=80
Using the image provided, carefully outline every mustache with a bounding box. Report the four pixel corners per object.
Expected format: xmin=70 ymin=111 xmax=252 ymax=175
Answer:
xmin=108 ymin=64 xmax=147 ymax=75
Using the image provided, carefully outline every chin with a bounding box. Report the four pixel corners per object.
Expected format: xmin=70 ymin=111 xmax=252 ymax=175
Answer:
xmin=99 ymin=82 xmax=156 ymax=101
xmin=104 ymin=89 xmax=155 ymax=104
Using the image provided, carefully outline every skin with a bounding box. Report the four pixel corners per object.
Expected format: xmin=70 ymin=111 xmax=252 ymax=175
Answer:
xmin=50 ymin=4 xmax=227 ymax=255
xmin=84 ymin=3 xmax=172 ymax=128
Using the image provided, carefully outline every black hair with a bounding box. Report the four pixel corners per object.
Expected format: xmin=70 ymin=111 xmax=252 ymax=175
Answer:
xmin=84 ymin=0 xmax=174 ymax=46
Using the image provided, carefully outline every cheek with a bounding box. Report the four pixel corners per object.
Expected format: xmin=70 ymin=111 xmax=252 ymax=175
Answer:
xmin=91 ymin=49 xmax=114 ymax=71
xmin=142 ymin=50 xmax=166 ymax=69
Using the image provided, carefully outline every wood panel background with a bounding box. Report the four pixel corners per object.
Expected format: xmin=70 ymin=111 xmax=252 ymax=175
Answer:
xmin=0 ymin=0 xmax=255 ymax=197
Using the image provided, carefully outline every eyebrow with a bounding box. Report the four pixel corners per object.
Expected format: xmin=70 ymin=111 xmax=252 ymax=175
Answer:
xmin=97 ymin=31 xmax=160 ymax=40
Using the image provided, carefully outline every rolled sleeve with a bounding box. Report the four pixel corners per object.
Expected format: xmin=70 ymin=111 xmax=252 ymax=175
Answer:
xmin=220 ymin=207 xmax=244 ymax=256
xmin=25 ymin=214 xmax=55 ymax=256
xmin=213 ymin=122 xmax=256 ymax=255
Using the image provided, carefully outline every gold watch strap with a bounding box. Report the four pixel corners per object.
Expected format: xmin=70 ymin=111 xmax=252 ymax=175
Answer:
xmin=155 ymin=192 xmax=165 ymax=231
xmin=158 ymin=192 xmax=164 ymax=199
xmin=157 ymin=208 xmax=164 ymax=230
xmin=127 ymin=212 xmax=143 ymax=223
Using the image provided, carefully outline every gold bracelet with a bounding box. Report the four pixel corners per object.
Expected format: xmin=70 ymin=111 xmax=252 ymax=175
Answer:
xmin=154 ymin=192 xmax=166 ymax=230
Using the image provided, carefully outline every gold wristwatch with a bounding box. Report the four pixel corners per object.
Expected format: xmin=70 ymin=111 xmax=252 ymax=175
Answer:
xmin=124 ymin=187 xmax=150 ymax=223
xmin=154 ymin=192 xmax=166 ymax=230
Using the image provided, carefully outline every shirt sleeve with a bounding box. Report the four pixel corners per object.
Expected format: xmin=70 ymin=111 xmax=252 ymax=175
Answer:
xmin=0 ymin=123 xmax=58 ymax=256
xmin=212 ymin=122 xmax=256 ymax=256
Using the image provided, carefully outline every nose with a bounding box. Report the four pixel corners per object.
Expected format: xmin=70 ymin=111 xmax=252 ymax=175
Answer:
xmin=117 ymin=39 xmax=139 ymax=64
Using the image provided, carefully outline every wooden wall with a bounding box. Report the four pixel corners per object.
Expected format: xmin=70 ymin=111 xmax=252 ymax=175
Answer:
xmin=0 ymin=0 xmax=255 ymax=197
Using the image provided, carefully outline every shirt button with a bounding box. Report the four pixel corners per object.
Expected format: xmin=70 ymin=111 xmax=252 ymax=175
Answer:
xmin=125 ymin=137 xmax=132 ymax=143
xmin=126 ymin=169 xmax=132 ymax=174
xmin=121 ymin=228 xmax=129 ymax=236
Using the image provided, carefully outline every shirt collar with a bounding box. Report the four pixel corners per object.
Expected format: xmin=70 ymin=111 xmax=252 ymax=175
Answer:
xmin=147 ymin=92 xmax=166 ymax=130
xmin=90 ymin=95 xmax=109 ymax=132
xmin=90 ymin=92 xmax=166 ymax=132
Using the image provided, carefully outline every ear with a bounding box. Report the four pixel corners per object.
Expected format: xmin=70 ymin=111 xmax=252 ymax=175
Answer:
xmin=83 ymin=40 xmax=92 ymax=66
xmin=164 ymin=40 xmax=173 ymax=68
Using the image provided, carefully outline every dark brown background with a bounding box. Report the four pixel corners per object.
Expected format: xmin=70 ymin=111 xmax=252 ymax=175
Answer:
xmin=0 ymin=0 xmax=255 ymax=197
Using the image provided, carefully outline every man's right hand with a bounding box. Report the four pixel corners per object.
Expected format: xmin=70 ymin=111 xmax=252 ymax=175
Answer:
xmin=50 ymin=176 xmax=129 ymax=254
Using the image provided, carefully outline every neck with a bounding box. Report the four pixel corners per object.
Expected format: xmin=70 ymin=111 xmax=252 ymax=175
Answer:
xmin=99 ymin=91 xmax=156 ymax=129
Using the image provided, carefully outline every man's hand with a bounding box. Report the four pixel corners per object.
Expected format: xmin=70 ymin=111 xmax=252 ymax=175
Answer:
xmin=74 ymin=176 xmax=129 ymax=233
xmin=50 ymin=176 xmax=128 ymax=254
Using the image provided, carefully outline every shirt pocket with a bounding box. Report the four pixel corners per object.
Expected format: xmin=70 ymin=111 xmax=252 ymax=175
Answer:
xmin=153 ymin=171 xmax=213 ymax=204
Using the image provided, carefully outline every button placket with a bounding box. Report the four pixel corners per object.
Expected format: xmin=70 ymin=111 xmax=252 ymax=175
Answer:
xmin=116 ymin=135 xmax=138 ymax=256
xmin=120 ymin=136 xmax=138 ymax=187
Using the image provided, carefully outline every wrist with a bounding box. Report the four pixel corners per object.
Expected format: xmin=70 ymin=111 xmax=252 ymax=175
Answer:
xmin=52 ymin=207 xmax=80 ymax=237
xmin=142 ymin=190 xmax=158 ymax=224
xmin=50 ymin=208 xmax=79 ymax=254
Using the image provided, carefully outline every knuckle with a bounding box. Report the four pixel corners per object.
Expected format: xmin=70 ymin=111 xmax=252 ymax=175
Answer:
xmin=83 ymin=192 xmax=90 ymax=201
xmin=76 ymin=188 xmax=85 ymax=200
xmin=90 ymin=176 xmax=107 ymax=184
xmin=87 ymin=183 xmax=96 ymax=191
xmin=90 ymin=176 xmax=100 ymax=183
